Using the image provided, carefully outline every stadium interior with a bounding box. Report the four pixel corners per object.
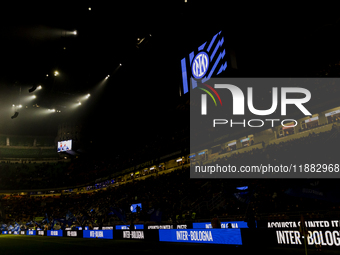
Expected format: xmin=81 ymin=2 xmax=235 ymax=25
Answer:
xmin=1 ymin=2 xmax=340 ymax=254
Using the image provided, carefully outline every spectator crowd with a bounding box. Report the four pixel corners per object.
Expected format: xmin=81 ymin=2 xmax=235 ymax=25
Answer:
xmin=1 ymin=127 xmax=340 ymax=231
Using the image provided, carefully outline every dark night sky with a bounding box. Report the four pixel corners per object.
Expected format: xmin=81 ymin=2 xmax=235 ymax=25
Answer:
xmin=0 ymin=2 xmax=339 ymax=152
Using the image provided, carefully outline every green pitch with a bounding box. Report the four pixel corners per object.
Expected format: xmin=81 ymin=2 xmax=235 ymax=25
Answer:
xmin=0 ymin=235 xmax=339 ymax=255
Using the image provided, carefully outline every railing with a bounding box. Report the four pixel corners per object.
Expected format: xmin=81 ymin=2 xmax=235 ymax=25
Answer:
xmin=0 ymin=158 xmax=59 ymax=163
xmin=111 ymin=209 xmax=336 ymax=226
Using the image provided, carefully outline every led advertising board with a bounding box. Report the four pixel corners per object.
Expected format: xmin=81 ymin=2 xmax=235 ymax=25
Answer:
xmin=275 ymin=230 xmax=340 ymax=247
xmin=115 ymin=224 xmax=144 ymax=230
xmin=26 ymin=230 xmax=36 ymax=235
xmin=47 ymin=230 xmax=63 ymax=237
xmin=159 ymin=229 xmax=242 ymax=245
xmin=83 ymin=230 xmax=113 ymax=239
xmin=115 ymin=229 xmax=159 ymax=241
xmin=37 ymin=230 xmax=46 ymax=236
xmin=192 ymin=221 xmax=249 ymax=229
xmin=64 ymin=230 xmax=83 ymax=238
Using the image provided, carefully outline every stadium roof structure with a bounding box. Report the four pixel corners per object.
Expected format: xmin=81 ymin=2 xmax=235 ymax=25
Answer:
xmin=0 ymin=2 xmax=339 ymax=155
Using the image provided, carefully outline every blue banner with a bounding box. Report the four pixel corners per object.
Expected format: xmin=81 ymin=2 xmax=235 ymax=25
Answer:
xmin=13 ymin=222 xmax=20 ymax=232
xmin=1 ymin=224 xmax=7 ymax=231
xmin=159 ymin=229 xmax=242 ymax=245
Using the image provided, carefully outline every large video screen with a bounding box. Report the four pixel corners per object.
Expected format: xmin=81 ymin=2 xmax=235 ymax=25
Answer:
xmin=180 ymin=30 xmax=228 ymax=95
xmin=57 ymin=140 xmax=72 ymax=152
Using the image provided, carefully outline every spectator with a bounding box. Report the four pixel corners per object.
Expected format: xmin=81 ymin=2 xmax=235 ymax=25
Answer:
xmin=53 ymin=222 xmax=61 ymax=230
xmin=211 ymin=214 xmax=221 ymax=228
xmin=129 ymin=217 xmax=135 ymax=230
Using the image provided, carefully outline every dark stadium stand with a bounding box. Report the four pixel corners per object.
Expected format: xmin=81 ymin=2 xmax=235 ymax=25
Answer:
xmin=0 ymin=125 xmax=339 ymax=231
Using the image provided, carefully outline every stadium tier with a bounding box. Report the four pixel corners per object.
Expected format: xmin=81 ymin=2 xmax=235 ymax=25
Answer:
xmin=0 ymin=135 xmax=57 ymax=163
xmin=0 ymin=135 xmax=55 ymax=147
xmin=0 ymin=126 xmax=340 ymax=232
xmin=0 ymin=148 xmax=57 ymax=159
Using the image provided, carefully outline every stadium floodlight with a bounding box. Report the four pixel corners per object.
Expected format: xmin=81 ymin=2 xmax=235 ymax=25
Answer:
xmin=136 ymin=37 xmax=145 ymax=48
xmin=136 ymin=35 xmax=151 ymax=48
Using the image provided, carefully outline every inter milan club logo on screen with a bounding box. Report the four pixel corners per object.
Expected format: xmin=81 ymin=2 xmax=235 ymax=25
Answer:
xmin=181 ymin=30 xmax=227 ymax=94
xmin=191 ymin=52 xmax=209 ymax=79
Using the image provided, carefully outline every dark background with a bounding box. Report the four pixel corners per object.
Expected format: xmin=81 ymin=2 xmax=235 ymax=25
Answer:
xmin=0 ymin=2 xmax=339 ymax=155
